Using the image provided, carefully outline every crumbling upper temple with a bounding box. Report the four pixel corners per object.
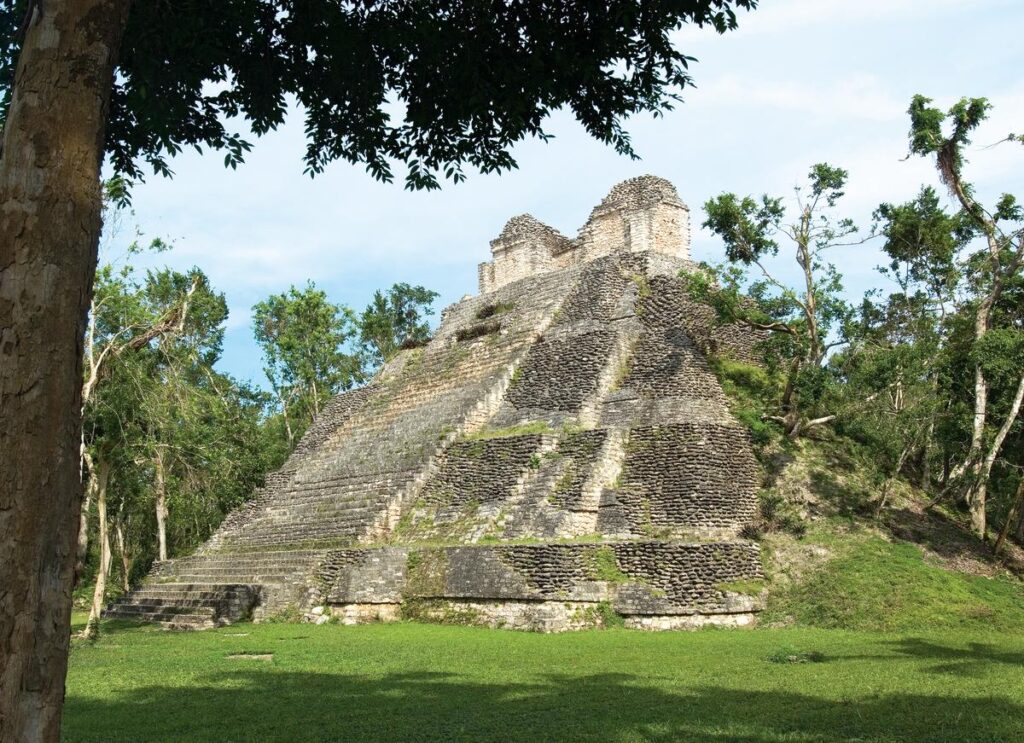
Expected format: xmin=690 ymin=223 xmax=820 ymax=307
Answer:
xmin=107 ymin=175 xmax=766 ymax=632
xmin=478 ymin=175 xmax=691 ymax=293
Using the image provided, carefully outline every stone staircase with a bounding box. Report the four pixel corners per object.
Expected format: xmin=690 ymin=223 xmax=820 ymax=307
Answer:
xmin=104 ymin=584 xmax=260 ymax=629
xmin=104 ymin=549 xmax=326 ymax=628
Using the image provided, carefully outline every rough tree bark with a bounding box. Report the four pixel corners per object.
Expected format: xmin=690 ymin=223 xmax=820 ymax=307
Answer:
xmin=0 ymin=1 xmax=132 ymax=739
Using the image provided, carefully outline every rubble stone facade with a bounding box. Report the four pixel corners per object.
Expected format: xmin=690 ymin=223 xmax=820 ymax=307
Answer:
xmin=478 ymin=175 xmax=690 ymax=293
xmin=105 ymin=175 xmax=766 ymax=632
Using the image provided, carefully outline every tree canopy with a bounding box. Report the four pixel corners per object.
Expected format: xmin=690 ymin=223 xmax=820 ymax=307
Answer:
xmin=689 ymin=96 xmax=1023 ymax=543
xmin=359 ymin=283 xmax=439 ymax=367
xmin=2 ymin=0 xmax=757 ymax=189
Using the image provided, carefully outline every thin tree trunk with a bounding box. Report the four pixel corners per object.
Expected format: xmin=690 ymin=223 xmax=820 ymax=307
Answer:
xmin=282 ymin=398 xmax=295 ymax=448
xmin=0 ymin=1 xmax=132 ymax=739
xmin=83 ymin=459 xmax=111 ymax=638
xmin=921 ymin=417 xmax=935 ymax=492
xmin=876 ymin=443 xmax=912 ymax=517
xmin=780 ymin=358 xmax=801 ymax=438
xmin=114 ymin=519 xmax=131 ymax=593
xmin=154 ymin=449 xmax=169 ymax=562
xmin=994 ymin=480 xmax=1024 ymax=558
xmin=76 ymin=449 xmax=98 ymax=585
xmin=965 ymin=372 xmax=1024 ymax=540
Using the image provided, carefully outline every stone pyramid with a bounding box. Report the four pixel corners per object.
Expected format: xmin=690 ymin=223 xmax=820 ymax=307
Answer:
xmin=106 ymin=176 xmax=765 ymax=631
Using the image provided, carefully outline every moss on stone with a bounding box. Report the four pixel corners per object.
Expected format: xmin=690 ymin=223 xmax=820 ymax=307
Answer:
xmin=405 ymin=548 xmax=448 ymax=597
xmin=587 ymin=546 xmax=631 ymax=584
xmin=462 ymin=421 xmax=553 ymax=440
xmin=716 ymin=579 xmax=766 ymax=596
xmin=400 ymin=598 xmax=482 ymax=626
xmin=476 ymin=301 xmax=515 ymax=320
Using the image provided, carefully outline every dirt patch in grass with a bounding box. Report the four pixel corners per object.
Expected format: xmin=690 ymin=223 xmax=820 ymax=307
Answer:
xmin=227 ymin=652 xmax=273 ymax=661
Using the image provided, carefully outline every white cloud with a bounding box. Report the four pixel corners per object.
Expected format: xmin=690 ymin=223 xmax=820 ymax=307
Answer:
xmin=694 ymin=74 xmax=904 ymax=122
xmin=677 ymin=0 xmax=1006 ymax=41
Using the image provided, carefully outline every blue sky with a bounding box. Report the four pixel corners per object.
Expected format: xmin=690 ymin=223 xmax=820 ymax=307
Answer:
xmin=114 ymin=0 xmax=1024 ymax=388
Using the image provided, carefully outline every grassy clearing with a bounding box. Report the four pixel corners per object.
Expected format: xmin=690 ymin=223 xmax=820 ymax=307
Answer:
xmin=763 ymin=527 xmax=1024 ymax=633
xmin=65 ymin=615 xmax=1024 ymax=742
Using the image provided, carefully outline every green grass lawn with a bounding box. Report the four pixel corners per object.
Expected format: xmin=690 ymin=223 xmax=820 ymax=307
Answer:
xmin=65 ymin=615 xmax=1024 ymax=742
xmin=761 ymin=531 xmax=1024 ymax=633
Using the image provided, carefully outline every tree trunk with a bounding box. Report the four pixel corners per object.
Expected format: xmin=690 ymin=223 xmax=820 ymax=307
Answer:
xmin=994 ymin=480 xmax=1024 ymax=558
xmin=964 ymin=372 xmax=1024 ymax=541
xmin=921 ymin=417 xmax=935 ymax=492
xmin=83 ymin=458 xmax=111 ymax=638
xmin=114 ymin=519 xmax=131 ymax=593
xmin=282 ymin=397 xmax=295 ymax=448
xmin=876 ymin=443 xmax=912 ymax=517
xmin=75 ymin=449 xmax=97 ymax=585
xmin=780 ymin=358 xmax=801 ymax=438
xmin=0 ymin=1 xmax=132 ymax=739
xmin=155 ymin=449 xmax=169 ymax=562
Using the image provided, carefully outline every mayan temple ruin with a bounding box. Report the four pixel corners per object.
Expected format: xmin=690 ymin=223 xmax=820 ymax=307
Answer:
xmin=106 ymin=175 xmax=768 ymax=632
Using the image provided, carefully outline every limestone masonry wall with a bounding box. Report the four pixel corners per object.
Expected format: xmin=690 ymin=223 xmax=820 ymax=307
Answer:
xmin=110 ymin=175 xmax=770 ymax=632
xmin=478 ymin=176 xmax=691 ymax=293
xmin=319 ymin=541 xmax=762 ymax=631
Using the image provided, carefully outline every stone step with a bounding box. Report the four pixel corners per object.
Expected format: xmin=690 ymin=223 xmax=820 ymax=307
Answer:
xmin=115 ymin=589 xmax=249 ymax=609
xmin=253 ymin=497 xmax=385 ymax=515
xmin=153 ymin=574 xmax=295 ymax=585
xmin=130 ymin=584 xmax=253 ymax=597
xmin=218 ymin=522 xmax=368 ymax=545
xmin=134 ymin=581 xmax=257 ymax=592
xmin=106 ymin=602 xmax=218 ymax=617
xmin=104 ymin=606 xmax=216 ymax=624
xmin=104 ymin=581 xmax=260 ymax=630
xmin=174 ymin=549 xmax=324 ymax=562
xmin=234 ymin=512 xmax=379 ymax=536
xmin=155 ymin=569 xmax=301 ymax=577
xmin=127 ymin=591 xmax=250 ymax=604
xmin=165 ymin=561 xmax=322 ymax=573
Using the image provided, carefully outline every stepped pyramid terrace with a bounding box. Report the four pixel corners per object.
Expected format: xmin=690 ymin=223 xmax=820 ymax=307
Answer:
xmin=106 ymin=175 xmax=768 ymax=632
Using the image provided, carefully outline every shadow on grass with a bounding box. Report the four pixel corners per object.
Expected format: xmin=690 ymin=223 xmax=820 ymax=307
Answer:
xmin=808 ymin=469 xmax=874 ymax=517
xmin=65 ymin=667 xmax=1023 ymax=742
xmin=884 ymin=507 xmax=1024 ymax=575
xmin=884 ymin=637 xmax=1024 ymax=677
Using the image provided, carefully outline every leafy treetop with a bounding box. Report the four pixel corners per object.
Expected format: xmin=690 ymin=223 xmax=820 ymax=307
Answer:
xmin=2 ymin=1 xmax=758 ymax=191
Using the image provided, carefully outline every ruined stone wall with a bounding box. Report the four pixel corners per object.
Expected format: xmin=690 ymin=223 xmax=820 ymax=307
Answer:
xmin=478 ymin=214 xmax=573 ymax=294
xmin=545 ymin=430 xmax=609 ymax=511
xmin=318 ymin=541 xmax=763 ymax=631
xmin=612 ymin=424 xmax=758 ymax=534
xmin=478 ymin=176 xmax=690 ymax=294
xmin=575 ymin=177 xmax=690 ymax=263
xmin=646 ymin=272 xmax=768 ymax=365
xmin=422 ymin=434 xmax=551 ymax=508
